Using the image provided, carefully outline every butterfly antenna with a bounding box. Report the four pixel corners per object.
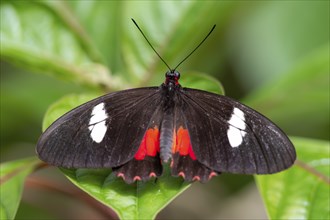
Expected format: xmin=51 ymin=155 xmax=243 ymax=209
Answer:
xmin=174 ymin=24 xmax=216 ymax=70
xmin=132 ymin=18 xmax=172 ymax=71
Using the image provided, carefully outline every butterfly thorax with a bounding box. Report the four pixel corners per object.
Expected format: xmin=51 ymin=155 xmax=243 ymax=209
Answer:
xmin=160 ymin=70 xmax=181 ymax=106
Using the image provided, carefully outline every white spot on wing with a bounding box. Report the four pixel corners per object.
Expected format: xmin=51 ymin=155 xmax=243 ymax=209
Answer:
xmin=88 ymin=102 xmax=108 ymax=143
xmin=229 ymin=108 xmax=246 ymax=130
xmin=227 ymin=107 xmax=247 ymax=147
xmin=89 ymin=103 xmax=107 ymax=124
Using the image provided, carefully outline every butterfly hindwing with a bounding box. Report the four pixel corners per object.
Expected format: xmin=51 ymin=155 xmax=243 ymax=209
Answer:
xmin=112 ymin=104 xmax=164 ymax=183
xmin=170 ymin=105 xmax=219 ymax=182
xmin=179 ymin=88 xmax=296 ymax=174
xmin=37 ymin=87 xmax=162 ymax=169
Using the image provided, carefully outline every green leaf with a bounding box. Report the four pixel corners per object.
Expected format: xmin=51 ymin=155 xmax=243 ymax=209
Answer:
xmin=66 ymin=1 xmax=125 ymax=73
xmin=256 ymin=137 xmax=330 ymax=220
xmin=62 ymin=167 xmax=189 ymax=219
xmin=244 ymin=44 xmax=329 ymax=139
xmin=0 ymin=1 xmax=118 ymax=89
xmin=180 ymin=71 xmax=224 ymax=95
xmin=1 ymin=1 xmax=238 ymax=90
xmin=0 ymin=157 xmax=41 ymax=220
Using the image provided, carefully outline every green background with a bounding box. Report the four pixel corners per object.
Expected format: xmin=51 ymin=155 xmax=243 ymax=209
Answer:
xmin=1 ymin=1 xmax=329 ymax=219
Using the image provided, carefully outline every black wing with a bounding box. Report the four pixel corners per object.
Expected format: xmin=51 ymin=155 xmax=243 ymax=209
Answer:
xmin=179 ymin=88 xmax=296 ymax=174
xmin=37 ymin=87 xmax=162 ymax=168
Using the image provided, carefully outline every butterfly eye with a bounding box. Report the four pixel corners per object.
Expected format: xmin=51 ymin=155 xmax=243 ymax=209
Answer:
xmin=174 ymin=70 xmax=180 ymax=80
xmin=165 ymin=70 xmax=174 ymax=79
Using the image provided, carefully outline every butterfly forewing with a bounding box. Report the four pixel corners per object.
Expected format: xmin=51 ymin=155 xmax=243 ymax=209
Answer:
xmin=179 ymin=88 xmax=296 ymax=174
xmin=37 ymin=87 xmax=162 ymax=168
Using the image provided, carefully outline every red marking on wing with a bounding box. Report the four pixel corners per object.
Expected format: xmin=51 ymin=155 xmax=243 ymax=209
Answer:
xmin=133 ymin=176 xmax=141 ymax=181
xmin=149 ymin=172 xmax=157 ymax=178
xmin=208 ymin=171 xmax=218 ymax=179
xmin=193 ymin=176 xmax=201 ymax=181
xmin=172 ymin=126 xmax=197 ymax=160
xmin=134 ymin=127 xmax=160 ymax=160
xmin=117 ymin=173 xmax=125 ymax=180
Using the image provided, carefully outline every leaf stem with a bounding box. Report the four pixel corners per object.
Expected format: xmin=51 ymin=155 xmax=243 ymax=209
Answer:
xmin=0 ymin=160 xmax=45 ymax=185
xmin=25 ymin=175 xmax=118 ymax=219
xmin=295 ymin=159 xmax=330 ymax=184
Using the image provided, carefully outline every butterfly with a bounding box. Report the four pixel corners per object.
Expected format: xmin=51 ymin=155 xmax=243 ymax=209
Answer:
xmin=36 ymin=19 xmax=296 ymax=184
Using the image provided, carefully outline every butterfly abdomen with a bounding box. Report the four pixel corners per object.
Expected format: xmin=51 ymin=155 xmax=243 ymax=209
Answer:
xmin=159 ymin=109 xmax=174 ymax=163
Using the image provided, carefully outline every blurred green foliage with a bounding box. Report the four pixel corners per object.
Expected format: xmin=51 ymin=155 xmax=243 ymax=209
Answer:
xmin=1 ymin=1 xmax=329 ymax=219
xmin=256 ymin=137 xmax=330 ymax=219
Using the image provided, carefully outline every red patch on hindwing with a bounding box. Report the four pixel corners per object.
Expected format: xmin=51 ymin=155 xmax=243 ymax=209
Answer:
xmin=170 ymin=126 xmax=219 ymax=182
xmin=112 ymin=126 xmax=162 ymax=184
xmin=114 ymin=125 xmax=218 ymax=183
xmin=134 ymin=127 xmax=160 ymax=160
xmin=172 ymin=126 xmax=196 ymax=160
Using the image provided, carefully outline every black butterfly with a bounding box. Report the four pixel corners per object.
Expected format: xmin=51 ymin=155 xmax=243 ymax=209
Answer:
xmin=36 ymin=19 xmax=296 ymax=184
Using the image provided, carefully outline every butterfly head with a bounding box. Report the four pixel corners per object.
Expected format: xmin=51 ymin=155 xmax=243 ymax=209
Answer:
xmin=165 ymin=70 xmax=180 ymax=86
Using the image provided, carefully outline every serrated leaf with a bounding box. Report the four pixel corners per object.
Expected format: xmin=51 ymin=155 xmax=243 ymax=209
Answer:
xmin=256 ymin=137 xmax=330 ymax=220
xmin=0 ymin=157 xmax=41 ymax=220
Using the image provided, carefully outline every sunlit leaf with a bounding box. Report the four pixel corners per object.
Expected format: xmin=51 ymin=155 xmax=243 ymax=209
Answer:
xmin=0 ymin=158 xmax=41 ymax=220
xmin=256 ymin=137 xmax=330 ymax=220
xmin=0 ymin=1 xmax=117 ymax=89
xmin=1 ymin=1 xmax=238 ymax=90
